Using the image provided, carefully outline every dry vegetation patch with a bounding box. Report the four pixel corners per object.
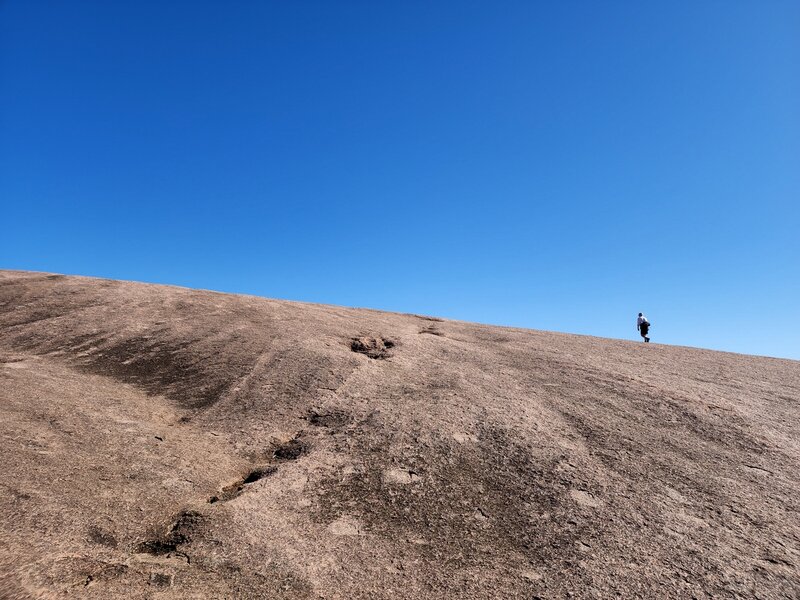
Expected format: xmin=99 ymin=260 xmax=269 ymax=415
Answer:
xmin=350 ymin=336 xmax=395 ymax=359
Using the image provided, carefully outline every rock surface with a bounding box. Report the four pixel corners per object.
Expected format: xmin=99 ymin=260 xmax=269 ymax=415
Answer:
xmin=0 ymin=270 xmax=798 ymax=598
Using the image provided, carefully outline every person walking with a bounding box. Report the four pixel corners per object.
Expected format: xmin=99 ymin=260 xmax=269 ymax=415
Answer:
xmin=636 ymin=313 xmax=650 ymax=342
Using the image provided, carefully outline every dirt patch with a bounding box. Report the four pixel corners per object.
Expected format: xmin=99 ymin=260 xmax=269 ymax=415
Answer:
xmin=136 ymin=510 xmax=204 ymax=556
xmin=273 ymin=439 xmax=307 ymax=461
xmin=350 ymin=337 xmax=395 ymax=360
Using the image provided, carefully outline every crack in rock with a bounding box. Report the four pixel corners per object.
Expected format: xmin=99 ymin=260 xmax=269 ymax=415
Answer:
xmin=208 ymin=466 xmax=277 ymax=503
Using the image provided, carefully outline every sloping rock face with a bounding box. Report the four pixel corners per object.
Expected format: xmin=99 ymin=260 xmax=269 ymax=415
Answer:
xmin=0 ymin=270 xmax=798 ymax=599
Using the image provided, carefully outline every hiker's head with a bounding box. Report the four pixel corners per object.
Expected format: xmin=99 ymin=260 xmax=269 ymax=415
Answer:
xmin=638 ymin=313 xmax=643 ymax=317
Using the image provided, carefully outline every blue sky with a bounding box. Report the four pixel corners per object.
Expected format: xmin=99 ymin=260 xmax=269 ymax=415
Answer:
xmin=2 ymin=1 xmax=798 ymax=359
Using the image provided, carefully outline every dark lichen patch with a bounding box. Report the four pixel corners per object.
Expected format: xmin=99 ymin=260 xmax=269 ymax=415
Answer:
xmin=73 ymin=336 xmax=234 ymax=409
xmin=312 ymin=425 xmax=594 ymax=576
xmin=350 ymin=337 xmax=396 ymax=360
xmin=273 ymin=439 xmax=307 ymax=461
xmin=306 ymin=410 xmax=351 ymax=428
xmin=5 ymin=310 xmax=66 ymax=328
xmin=208 ymin=466 xmax=277 ymax=503
xmin=87 ymin=525 xmax=117 ymax=548
xmin=149 ymin=572 xmax=173 ymax=587
xmin=136 ymin=510 xmax=203 ymax=555
xmin=6 ymin=318 xmax=266 ymax=410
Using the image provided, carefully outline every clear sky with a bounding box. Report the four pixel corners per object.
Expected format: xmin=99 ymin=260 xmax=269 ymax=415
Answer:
xmin=2 ymin=1 xmax=798 ymax=360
